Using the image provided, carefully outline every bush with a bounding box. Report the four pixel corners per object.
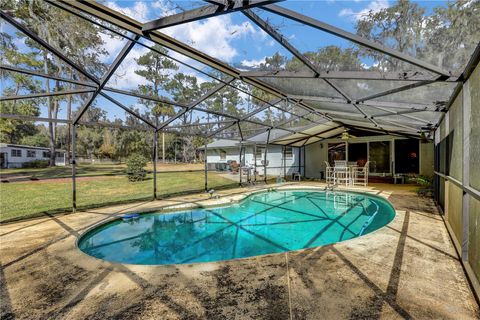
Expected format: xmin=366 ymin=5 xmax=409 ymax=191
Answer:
xmin=415 ymin=175 xmax=433 ymax=197
xmin=22 ymin=160 xmax=49 ymax=168
xmin=126 ymin=154 xmax=147 ymax=182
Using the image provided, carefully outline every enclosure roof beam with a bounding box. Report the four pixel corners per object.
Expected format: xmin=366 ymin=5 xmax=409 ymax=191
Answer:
xmin=100 ymin=92 xmax=157 ymax=129
xmin=371 ymin=108 xmax=431 ymax=118
xmin=368 ymin=105 xmax=433 ymax=125
xmin=206 ymin=97 xmax=282 ymax=138
xmin=158 ymin=77 xmax=235 ymax=130
xmin=262 ymin=4 xmax=451 ymax=77
xmin=288 ymin=94 xmax=437 ymax=110
xmin=57 ymin=0 xmax=330 ymax=122
xmin=239 ymin=70 xmax=459 ymax=82
xmin=142 ymin=0 xmax=283 ymax=31
xmin=281 ymin=125 xmax=342 ymax=146
xmin=0 ymin=89 xmax=96 ymax=102
xmin=0 ymin=114 xmax=152 ymax=131
xmin=0 ymin=11 xmax=100 ymax=85
xmin=243 ymin=9 xmax=381 ymax=129
xmin=73 ymin=36 xmax=140 ymax=124
xmin=206 ymin=121 xmax=237 ymax=139
xmin=356 ymin=79 xmax=439 ymax=103
xmin=0 ymin=65 xmax=98 ymax=88
xmin=167 ymin=120 xmax=233 ymax=129
xmin=103 ymin=87 xmax=186 ymax=108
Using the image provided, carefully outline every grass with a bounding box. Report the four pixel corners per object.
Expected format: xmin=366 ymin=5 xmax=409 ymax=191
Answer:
xmin=0 ymin=165 xmax=237 ymax=222
xmin=0 ymin=163 xmax=204 ymax=179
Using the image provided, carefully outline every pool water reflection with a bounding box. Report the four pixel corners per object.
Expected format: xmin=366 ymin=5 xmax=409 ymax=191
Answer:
xmin=78 ymin=190 xmax=395 ymax=265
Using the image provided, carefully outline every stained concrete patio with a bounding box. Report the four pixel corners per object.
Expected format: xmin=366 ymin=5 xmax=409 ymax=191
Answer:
xmin=0 ymin=183 xmax=478 ymax=319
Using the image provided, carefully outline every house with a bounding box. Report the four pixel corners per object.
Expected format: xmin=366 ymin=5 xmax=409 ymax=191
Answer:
xmin=204 ymin=129 xmax=305 ymax=179
xmin=0 ymin=143 xmax=67 ymax=168
xmin=204 ymin=125 xmax=434 ymax=182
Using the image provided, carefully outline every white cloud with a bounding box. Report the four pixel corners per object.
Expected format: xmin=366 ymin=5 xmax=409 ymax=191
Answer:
xmin=104 ymin=1 xmax=149 ymax=22
xmin=151 ymin=0 xmax=178 ymax=16
xmin=339 ymin=0 xmax=390 ymax=21
xmin=99 ymin=33 xmax=127 ymax=63
xmin=241 ymin=57 xmax=266 ymax=68
xmin=163 ymin=15 xmax=263 ymax=62
xmin=107 ymin=46 xmax=149 ymax=89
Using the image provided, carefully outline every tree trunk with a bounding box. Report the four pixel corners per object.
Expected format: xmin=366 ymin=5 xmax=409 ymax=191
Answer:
xmin=66 ymin=71 xmax=72 ymax=165
xmin=44 ymin=50 xmax=56 ymax=167
xmin=162 ymin=132 xmax=165 ymax=163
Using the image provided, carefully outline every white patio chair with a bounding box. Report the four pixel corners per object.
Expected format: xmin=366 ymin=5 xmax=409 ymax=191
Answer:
xmin=334 ymin=165 xmax=350 ymax=187
xmin=324 ymin=161 xmax=334 ymax=186
xmin=334 ymin=160 xmax=347 ymax=167
xmin=352 ymin=161 xmax=369 ymax=186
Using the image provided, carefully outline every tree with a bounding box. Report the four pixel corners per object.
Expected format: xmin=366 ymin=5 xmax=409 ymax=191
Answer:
xmin=355 ymin=0 xmax=425 ymax=72
xmin=165 ymin=74 xmax=201 ymax=162
xmin=0 ymin=30 xmax=42 ymax=143
xmin=134 ymin=45 xmax=179 ymax=162
xmin=259 ymin=52 xmax=286 ymax=70
xmin=286 ymin=46 xmax=362 ymax=72
xmin=4 ymin=0 xmax=107 ymax=165
xmin=423 ymin=0 xmax=480 ymax=72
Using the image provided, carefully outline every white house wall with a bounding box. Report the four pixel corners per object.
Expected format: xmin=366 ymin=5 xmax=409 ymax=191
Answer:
xmin=206 ymin=145 xmax=302 ymax=177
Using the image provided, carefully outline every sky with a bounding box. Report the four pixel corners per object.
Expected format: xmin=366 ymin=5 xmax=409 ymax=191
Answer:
xmin=2 ymin=0 xmax=453 ymax=122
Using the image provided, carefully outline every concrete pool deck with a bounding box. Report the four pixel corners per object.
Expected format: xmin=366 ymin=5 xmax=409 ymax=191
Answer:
xmin=0 ymin=183 xmax=478 ymax=319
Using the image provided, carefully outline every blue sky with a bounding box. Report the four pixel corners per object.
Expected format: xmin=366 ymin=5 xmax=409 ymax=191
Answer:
xmin=3 ymin=0 xmax=452 ymax=122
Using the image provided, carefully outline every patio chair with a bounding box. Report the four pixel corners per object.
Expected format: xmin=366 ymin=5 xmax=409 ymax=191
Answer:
xmin=324 ymin=161 xmax=334 ymax=186
xmin=332 ymin=160 xmax=349 ymax=187
xmin=351 ymin=161 xmax=369 ymax=186
xmin=334 ymin=166 xmax=350 ymax=187
xmin=334 ymin=160 xmax=347 ymax=167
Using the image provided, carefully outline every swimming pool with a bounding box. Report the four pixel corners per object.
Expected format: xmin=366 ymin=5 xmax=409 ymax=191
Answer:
xmin=78 ymin=189 xmax=395 ymax=265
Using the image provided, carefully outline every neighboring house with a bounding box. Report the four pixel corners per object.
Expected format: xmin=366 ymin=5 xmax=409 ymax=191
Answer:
xmin=203 ymin=132 xmax=304 ymax=178
xmin=0 ymin=143 xmax=66 ymax=168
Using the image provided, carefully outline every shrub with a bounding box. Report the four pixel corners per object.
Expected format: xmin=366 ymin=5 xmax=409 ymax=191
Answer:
xmin=22 ymin=160 xmax=49 ymax=168
xmin=415 ymin=175 xmax=433 ymax=197
xmin=126 ymin=153 xmax=147 ymax=182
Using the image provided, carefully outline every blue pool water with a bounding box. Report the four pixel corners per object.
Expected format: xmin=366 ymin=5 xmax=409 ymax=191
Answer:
xmin=78 ymin=190 xmax=395 ymax=265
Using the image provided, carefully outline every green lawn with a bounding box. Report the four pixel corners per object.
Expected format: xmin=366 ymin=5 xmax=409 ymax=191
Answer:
xmin=0 ymin=171 xmax=237 ymax=222
xmin=0 ymin=164 xmax=127 ymax=179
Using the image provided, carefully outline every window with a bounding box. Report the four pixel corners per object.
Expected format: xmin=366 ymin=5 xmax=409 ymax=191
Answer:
xmin=55 ymin=152 xmax=62 ymax=157
xmin=328 ymin=143 xmax=346 ymax=165
xmin=219 ymin=150 xmax=226 ymax=160
xmin=43 ymin=151 xmax=50 ymax=158
xmin=11 ymin=149 xmax=21 ymax=157
xmin=348 ymin=143 xmax=367 ymax=166
xmin=284 ymin=146 xmax=293 ymax=159
xmin=27 ymin=150 xmax=36 ymax=158
xmin=255 ymin=146 xmax=264 ymax=159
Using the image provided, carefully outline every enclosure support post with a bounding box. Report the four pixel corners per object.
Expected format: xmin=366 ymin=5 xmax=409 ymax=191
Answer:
xmin=239 ymin=141 xmax=242 ymax=186
xmin=204 ymin=138 xmax=208 ymax=192
xmin=153 ymin=130 xmax=158 ymax=199
xmin=264 ymin=129 xmax=270 ymax=184
xmin=298 ymin=146 xmax=301 ymax=176
xmin=254 ymin=143 xmax=257 ymax=183
xmin=303 ymin=146 xmax=306 ymax=177
xmin=71 ymin=124 xmax=77 ymax=212
xmin=283 ymin=145 xmax=287 ymax=180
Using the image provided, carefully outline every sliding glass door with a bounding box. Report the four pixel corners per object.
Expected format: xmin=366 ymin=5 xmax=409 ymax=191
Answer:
xmin=395 ymin=139 xmax=419 ymax=174
xmin=369 ymin=141 xmax=391 ymax=174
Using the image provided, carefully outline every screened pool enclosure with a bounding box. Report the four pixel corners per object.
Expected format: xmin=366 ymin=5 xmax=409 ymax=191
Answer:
xmin=1 ymin=0 xmax=479 ymax=297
